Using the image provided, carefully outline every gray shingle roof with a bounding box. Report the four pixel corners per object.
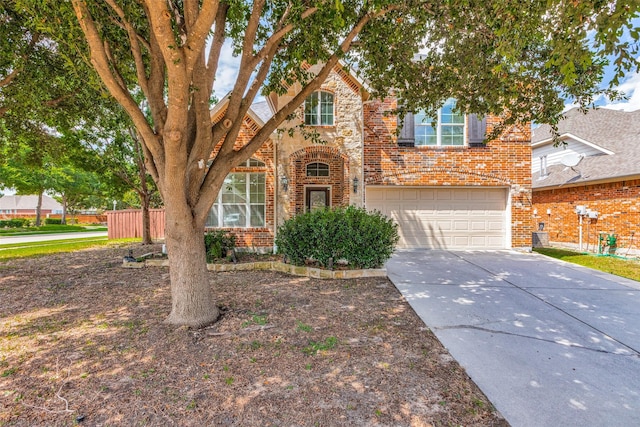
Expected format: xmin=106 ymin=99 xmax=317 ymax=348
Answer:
xmin=532 ymin=107 xmax=640 ymax=189
xmin=0 ymin=195 xmax=63 ymax=211
xmin=251 ymin=101 xmax=273 ymax=124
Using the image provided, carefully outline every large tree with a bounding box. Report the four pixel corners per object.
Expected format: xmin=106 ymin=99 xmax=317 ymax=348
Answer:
xmin=17 ymin=0 xmax=639 ymax=327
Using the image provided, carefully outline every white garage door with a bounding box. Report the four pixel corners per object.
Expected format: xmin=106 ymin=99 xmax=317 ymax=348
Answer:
xmin=366 ymin=187 xmax=508 ymax=249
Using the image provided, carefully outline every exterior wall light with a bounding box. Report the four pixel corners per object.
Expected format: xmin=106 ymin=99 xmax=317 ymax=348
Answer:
xmin=353 ymin=177 xmax=359 ymax=194
xmin=546 ymin=208 xmax=551 ymax=216
xmin=281 ymin=176 xmax=289 ymax=192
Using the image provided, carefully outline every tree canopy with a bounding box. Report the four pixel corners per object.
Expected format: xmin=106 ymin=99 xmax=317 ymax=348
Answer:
xmin=9 ymin=0 xmax=639 ymax=326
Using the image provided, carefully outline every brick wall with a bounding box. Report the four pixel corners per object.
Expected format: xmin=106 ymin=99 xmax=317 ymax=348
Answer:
xmin=363 ymin=98 xmax=533 ymax=248
xmin=207 ymin=114 xmax=276 ymax=250
xmin=532 ymin=179 xmax=640 ymax=252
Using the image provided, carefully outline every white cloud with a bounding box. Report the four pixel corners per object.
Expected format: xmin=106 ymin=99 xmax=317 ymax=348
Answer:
xmin=212 ymin=41 xmax=241 ymax=100
xmin=601 ymin=70 xmax=640 ymax=111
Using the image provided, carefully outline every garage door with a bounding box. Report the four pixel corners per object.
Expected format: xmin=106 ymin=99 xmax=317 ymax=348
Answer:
xmin=366 ymin=187 xmax=508 ymax=249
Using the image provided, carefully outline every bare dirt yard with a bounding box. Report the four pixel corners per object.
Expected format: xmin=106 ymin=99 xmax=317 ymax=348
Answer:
xmin=0 ymin=244 xmax=508 ymax=426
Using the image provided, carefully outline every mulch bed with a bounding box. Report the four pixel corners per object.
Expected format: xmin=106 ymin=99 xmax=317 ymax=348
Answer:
xmin=0 ymin=244 xmax=508 ymax=426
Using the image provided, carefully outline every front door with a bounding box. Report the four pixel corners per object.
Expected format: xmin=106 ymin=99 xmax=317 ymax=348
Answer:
xmin=306 ymin=187 xmax=330 ymax=211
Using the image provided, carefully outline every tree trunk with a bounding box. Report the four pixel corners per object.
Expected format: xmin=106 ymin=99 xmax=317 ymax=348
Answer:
xmin=139 ymin=166 xmax=152 ymax=245
xmin=61 ymin=194 xmax=67 ymax=225
xmin=141 ymin=197 xmax=152 ymax=245
xmin=35 ymin=191 xmax=43 ymax=226
xmin=163 ymin=206 xmax=219 ymax=327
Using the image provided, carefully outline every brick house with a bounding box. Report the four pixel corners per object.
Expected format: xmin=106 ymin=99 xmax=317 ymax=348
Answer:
xmin=0 ymin=194 xmax=63 ymax=218
xmin=531 ymin=107 xmax=640 ymax=253
xmin=206 ymin=64 xmax=533 ymax=252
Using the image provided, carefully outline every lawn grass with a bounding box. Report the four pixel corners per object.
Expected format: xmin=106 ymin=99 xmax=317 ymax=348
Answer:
xmin=0 ymin=224 xmax=107 ymax=236
xmin=0 ymin=237 xmax=138 ymax=261
xmin=534 ymin=247 xmax=640 ymax=282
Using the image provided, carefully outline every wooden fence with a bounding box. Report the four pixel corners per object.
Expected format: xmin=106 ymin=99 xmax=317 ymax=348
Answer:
xmin=106 ymin=209 xmax=165 ymax=240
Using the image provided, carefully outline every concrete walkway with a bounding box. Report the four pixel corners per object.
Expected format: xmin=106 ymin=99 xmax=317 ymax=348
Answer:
xmin=0 ymin=231 xmax=107 ymax=245
xmin=386 ymin=249 xmax=640 ymax=427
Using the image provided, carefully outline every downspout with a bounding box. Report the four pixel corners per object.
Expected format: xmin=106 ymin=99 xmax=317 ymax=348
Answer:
xmin=273 ymin=133 xmax=278 ymax=254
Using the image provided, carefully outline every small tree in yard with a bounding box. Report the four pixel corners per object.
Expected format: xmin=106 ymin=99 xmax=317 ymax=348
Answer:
xmin=16 ymin=1 xmax=639 ymax=327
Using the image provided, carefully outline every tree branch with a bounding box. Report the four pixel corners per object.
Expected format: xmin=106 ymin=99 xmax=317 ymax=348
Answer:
xmin=104 ymin=0 xmax=150 ymax=97
xmin=233 ymin=8 xmax=382 ymax=165
xmin=184 ymin=0 xmax=218 ymax=77
xmin=71 ymin=0 xmax=161 ymax=168
xmin=205 ymin=4 xmax=228 ymax=93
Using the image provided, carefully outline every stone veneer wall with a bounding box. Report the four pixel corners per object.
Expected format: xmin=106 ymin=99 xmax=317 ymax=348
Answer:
xmin=532 ymin=179 xmax=640 ymax=253
xmin=362 ymin=97 xmax=533 ymax=249
xmin=276 ymin=66 xmax=365 ymax=222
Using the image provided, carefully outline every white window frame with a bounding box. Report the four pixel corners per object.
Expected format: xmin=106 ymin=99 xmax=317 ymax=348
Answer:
xmin=306 ymin=162 xmax=330 ymax=177
xmin=206 ymin=172 xmax=266 ymax=228
xmin=304 ymin=91 xmax=334 ymax=126
xmin=415 ymin=99 xmax=466 ymax=147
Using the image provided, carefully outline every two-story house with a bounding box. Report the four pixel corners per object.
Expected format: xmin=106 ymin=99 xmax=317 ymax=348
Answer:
xmin=205 ymin=64 xmax=533 ymax=252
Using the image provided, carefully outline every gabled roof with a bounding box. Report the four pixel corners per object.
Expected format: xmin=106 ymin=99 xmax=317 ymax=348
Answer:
xmin=0 ymin=195 xmax=63 ymax=211
xmin=210 ymin=94 xmax=269 ymax=133
xmin=532 ymin=107 xmax=640 ymax=189
xmin=251 ymin=101 xmax=274 ymax=124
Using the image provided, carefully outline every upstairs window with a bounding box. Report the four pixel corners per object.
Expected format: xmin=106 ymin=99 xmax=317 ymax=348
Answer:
xmin=304 ymin=91 xmax=334 ymax=126
xmin=398 ymin=98 xmax=483 ymax=147
xmin=415 ymin=99 xmax=465 ymax=146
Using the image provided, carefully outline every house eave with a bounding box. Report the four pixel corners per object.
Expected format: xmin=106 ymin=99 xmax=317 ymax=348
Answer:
xmin=531 ymin=133 xmax=615 ymax=155
xmin=532 ymin=173 xmax=640 ymax=191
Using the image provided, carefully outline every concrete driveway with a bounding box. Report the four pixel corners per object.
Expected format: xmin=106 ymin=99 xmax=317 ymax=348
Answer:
xmin=386 ymin=250 xmax=640 ymax=427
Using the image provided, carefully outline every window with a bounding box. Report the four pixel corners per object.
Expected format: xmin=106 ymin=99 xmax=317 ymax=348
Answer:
xmin=414 ymin=99 xmax=465 ymax=146
xmin=240 ymin=158 xmax=265 ymax=167
xmin=306 ymin=162 xmax=329 ymax=177
xmin=304 ymin=91 xmax=334 ymax=126
xmin=206 ymin=173 xmax=265 ymax=228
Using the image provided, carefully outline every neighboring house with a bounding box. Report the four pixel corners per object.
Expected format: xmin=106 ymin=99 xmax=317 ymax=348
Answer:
xmin=531 ymin=107 xmax=640 ymax=253
xmin=0 ymin=194 xmax=63 ymax=218
xmin=205 ymin=64 xmax=532 ymax=251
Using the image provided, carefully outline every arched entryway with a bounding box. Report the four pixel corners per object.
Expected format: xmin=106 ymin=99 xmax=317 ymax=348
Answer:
xmin=289 ymin=146 xmax=349 ymax=215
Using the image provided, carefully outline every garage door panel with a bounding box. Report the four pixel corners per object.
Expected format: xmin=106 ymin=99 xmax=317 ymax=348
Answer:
xmin=366 ymin=187 xmax=507 ymax=250
xmin=453 ymin=221 xmax=469 ymax=230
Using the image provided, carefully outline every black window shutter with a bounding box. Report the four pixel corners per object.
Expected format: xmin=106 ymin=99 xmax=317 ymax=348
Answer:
xmin=467 ymin=114 xmax=487 ymax=146
xmin=398 ymin=113 xmax=415 ymax=147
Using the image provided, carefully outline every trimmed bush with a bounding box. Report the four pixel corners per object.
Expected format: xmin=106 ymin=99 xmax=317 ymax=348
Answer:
xmin=44 ymin=218 xmax=62 ymax=225
xmin=0 ymin=218 xmax=30 ymax=228
xmin=276 ymin=206 xmax=399 ymax=269
xmin=204 ymin=230 xmax=237 ymax=262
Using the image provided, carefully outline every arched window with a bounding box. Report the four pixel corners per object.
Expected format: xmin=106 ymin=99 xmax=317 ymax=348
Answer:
xmin=306 ymin=162 xmax=329 ymax=177
xmin=237 ymin=158 xmax=265 ymax=167
xmin=304 ymin=91 xmax=334 ymax=126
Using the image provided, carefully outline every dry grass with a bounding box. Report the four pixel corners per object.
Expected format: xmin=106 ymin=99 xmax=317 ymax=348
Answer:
xmin=0 ymin=244 xmax=507 ymax=426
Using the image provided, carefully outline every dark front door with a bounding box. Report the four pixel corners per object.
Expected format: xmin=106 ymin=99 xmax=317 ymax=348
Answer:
xmin=306 ymin=187 xmax=330 ymax=211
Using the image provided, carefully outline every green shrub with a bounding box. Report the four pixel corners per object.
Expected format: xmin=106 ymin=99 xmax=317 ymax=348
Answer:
xmin=44 ymin=218 xmax=62 ymax=225
xmin=204 ymin=230 xmax=236 ymax=262
xmin=275 ymin=206 xmax=399 ymax=269
xmin=0 ymin=218 xmax=30 ymax=228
